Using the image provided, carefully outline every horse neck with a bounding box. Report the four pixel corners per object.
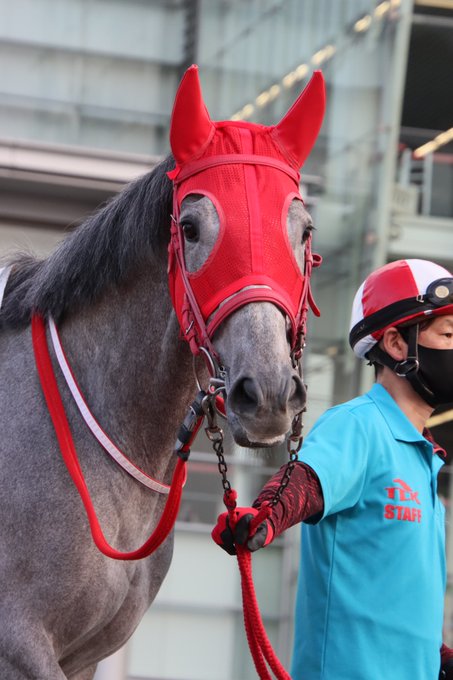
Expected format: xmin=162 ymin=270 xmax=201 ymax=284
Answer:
xmin=55 ymin=262 xmax=198 ymax=482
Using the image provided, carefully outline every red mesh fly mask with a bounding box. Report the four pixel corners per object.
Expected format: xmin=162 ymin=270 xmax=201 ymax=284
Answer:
xmin=167 ymin=65 xmax=325 ymax=360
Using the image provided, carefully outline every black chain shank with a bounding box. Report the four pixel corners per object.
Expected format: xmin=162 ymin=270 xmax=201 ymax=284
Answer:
xmin=206 ymin=406 xmax=305 ymax=509
xmin=268 ymin=410 xmax=305 ymax=507
xmin=213 ymin=436 xmax=232 ymax=496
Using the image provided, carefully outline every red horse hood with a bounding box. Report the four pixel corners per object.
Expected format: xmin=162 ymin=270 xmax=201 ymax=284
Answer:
xmin=167 ymin=65 xmax=325 ymax=355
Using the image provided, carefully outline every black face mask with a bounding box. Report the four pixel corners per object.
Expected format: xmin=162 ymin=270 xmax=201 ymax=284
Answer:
xmin=367 ymin=324 xmax=453 ymax=408
xmin=411 ymin=345 xmax=453 ymax=407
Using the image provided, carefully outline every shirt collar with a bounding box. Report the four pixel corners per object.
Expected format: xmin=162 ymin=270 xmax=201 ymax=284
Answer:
xmin=367 ymin=383 xmax=430 ymax=446
xmin=367 ymin=383 xmax=446 ymax=459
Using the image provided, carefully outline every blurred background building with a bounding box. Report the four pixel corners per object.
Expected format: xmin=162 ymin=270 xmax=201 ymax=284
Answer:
xmin=0 ymin=0 xmax=452 ymax=678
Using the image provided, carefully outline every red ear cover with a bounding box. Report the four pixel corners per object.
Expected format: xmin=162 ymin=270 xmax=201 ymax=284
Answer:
xmin=273 ymin=70 xmax=326 ymax=168
xmin=169 ymin=64 xmax=215 ymax=165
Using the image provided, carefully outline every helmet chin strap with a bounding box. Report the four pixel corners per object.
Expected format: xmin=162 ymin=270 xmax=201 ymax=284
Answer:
xmin=367 ymin=324 xmax=437 ymax=407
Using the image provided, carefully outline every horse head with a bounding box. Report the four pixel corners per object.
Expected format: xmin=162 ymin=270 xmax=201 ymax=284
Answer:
xmin=167 ymin=66 xmax=325 ymax=447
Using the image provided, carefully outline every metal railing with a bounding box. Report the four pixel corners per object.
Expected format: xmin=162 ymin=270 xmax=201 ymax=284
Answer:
xmin=397 ymin=145 xmax=453 ymax=219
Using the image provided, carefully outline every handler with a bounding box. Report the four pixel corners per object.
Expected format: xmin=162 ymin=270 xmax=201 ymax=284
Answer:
xmin=212 ymin=258 xmax=453 ymax=680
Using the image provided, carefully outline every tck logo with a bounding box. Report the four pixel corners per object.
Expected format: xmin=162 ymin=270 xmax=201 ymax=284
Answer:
xmin=384 ymin=479 xmax=422 ymax=523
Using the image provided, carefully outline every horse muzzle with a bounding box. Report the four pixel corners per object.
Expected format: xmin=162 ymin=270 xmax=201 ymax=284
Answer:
xmin=226 ymin=366 xmax=307 ymax=447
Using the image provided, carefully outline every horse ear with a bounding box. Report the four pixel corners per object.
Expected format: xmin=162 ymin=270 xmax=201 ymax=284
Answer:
xmin=274 ymin=70 xmax=326 ymax=168
xmin=170 ymin=64 xmax=215 ymax=165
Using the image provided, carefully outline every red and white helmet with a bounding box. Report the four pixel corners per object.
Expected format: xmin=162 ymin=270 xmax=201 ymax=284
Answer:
xmin=349 ymin=259 xmax=453 ymax=359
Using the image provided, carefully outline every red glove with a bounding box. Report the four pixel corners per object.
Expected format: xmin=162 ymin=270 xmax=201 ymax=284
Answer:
xmin=211 ymin=506 xmax=275 ymax=555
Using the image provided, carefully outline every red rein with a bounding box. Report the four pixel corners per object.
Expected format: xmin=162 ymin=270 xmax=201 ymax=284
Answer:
xmin=32 ymin=314 xmax=186 ymax=560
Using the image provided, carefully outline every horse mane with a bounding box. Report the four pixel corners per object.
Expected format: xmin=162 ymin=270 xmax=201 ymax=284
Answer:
xmin=0 ymin=155 xmax=175 ymax=329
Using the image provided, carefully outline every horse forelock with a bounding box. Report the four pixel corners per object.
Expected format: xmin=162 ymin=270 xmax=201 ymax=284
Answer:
xmin=0 ymin=155 xmax=175 ymax=329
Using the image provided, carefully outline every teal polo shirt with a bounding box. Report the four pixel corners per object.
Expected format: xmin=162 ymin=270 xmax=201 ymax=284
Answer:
xmin=291 ymin=384 xmax=446 ymax=680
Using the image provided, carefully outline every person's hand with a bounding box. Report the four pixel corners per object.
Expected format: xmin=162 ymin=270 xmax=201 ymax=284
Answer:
xmin=211 ymin=507 xmax=274 ymax=554
xmin=441 ymin=659 xmax=453 ymax=679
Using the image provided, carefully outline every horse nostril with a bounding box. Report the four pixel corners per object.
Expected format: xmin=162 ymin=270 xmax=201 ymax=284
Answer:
xmin=228 ymin=373 xmax=306 ymax=419
xmin=289 ymin=375 xmax=306 ymax=410
xmin=229 ymin=377 xmax=262 ymax=415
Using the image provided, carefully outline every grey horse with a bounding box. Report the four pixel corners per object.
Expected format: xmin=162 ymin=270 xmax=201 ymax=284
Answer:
xmin=0 ymin=69 xmax=324 ymax=678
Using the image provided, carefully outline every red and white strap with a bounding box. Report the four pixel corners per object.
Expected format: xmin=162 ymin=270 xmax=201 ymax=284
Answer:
xmin=48 ymin=317 xmax=171 ymax=495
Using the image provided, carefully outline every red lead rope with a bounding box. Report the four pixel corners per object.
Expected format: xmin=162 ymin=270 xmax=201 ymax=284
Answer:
xmin=32 ymin=314 xmax=186 ymax=560
xmin=238 ymin=548 xmax=291 ymax=680
xmin=227 ymin=500 xmax=292 ymax=680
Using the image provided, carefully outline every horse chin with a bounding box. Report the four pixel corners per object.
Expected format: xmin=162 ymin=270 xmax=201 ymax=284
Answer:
xmin=228 ymin=415 xmax=287 ymax=449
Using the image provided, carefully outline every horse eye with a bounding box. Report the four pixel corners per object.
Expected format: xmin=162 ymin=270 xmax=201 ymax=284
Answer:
xmin=181 ymin=221 xmax=199 ymax=243
xmin=302 ymin=224 xmax=314 ymax=243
